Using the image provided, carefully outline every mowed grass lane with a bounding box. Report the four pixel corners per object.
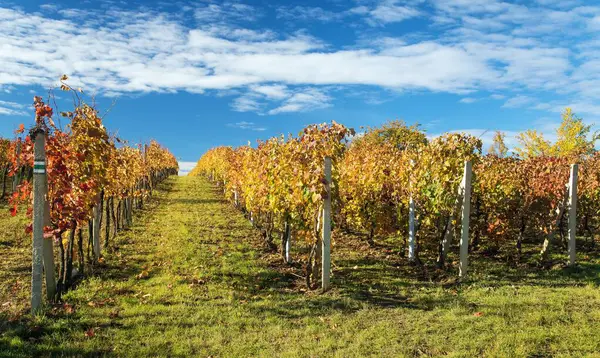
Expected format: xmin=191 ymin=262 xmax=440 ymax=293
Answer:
xmin=1 ymin=175 xmax=600 ymax=357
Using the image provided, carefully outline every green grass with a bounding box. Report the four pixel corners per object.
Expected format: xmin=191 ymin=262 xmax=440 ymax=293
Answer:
xmin=1 ymin=176 xmax=600 ymax=357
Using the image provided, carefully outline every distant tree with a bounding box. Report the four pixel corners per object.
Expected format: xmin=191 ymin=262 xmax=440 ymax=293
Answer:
xmin=514 ymin=130 xmax=552 ymax=158
xmin=356 ymin=120 xmax=428 ymax=150
xmin=514 ymin=108 xmax=598 ymax=158
xmin=553 ymin=108 xmax=598 ymax=157
xmin=488 ymin=131 xmax=509 ymax=157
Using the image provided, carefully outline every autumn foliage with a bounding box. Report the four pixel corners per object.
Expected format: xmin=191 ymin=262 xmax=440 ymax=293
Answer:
xmin=7 ymin=96 xmax=178 ymax=241
xmin=192 ymin=109 xmax=600 ymax=280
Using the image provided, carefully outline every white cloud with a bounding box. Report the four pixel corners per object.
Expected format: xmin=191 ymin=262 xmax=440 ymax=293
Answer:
xmin=268 ymin=88 xmax=331 ymax=114
xmin=195 ymin=2 xmax=260 ymax=23
xmin=0 ymin=1 xmax=597 ymax=115
xmin=40 ymin=4 xmax=59 ymax=12
xmin=227 ymin=121 xmax=267 ymax=131
xmin=588 ymin=15 xmax=600 ymax=30
xmin=459 ymin=97 xmax=478 ymax=103
xmin=348 ymin=1 xmax=421 ymax=26
xmin=0 ymin=100 xmax=28 ymax=116
xmin=276 ymin=6 xmax=344 ymax=22
xmin=503 ymin=95 xmax=535 ymax=108
xmin=365 ymin=1 xmax=421 ymax=25
xmin=178 ymin=161 xmax=196 ymax=176
xmin=231 ymin=95 xmax=263 ymax=112
xmin=250 ymin=84 xmax=289 ymax=99
xmin=276 ymin=2 xmax=420 ymax=25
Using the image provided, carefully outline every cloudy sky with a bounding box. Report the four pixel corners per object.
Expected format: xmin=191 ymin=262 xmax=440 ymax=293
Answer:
xmin=0 ymin=0 xmax=599 ymax=174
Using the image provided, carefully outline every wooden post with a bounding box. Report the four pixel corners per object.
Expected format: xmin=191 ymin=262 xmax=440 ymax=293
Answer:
xmin=31 ymin=129 xmax=46 ymax=313
xmin=459 ymin=161 xmax=473 ymax=280
xmin=568 ymin=164 xmax=578 ymax=266
xmin=322 ymin=157 xmax=332 ymax=292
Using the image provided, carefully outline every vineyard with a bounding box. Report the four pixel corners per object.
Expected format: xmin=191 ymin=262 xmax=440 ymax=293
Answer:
xmin=190 ymin=111 xmax=600 ymax=290
xmin=0 ymin=77 xmax=178 ymax=315
xmin=1 ymin=99 xmax=600 ymax=356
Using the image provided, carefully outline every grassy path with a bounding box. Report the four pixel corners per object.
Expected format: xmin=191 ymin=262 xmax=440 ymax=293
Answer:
xmin=2 ymin=176 xmax=600 ymax=357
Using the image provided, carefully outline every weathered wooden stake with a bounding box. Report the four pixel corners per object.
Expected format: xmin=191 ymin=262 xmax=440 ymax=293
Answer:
xmin=459 ymin=161 xmax=473 ymax=280
xmin=322 ymin=157 xmax=332 ymax=292
xmin=31 ymin=129 xmax=46 ymax=313
xmin=568 ymin=164 xmax=578 ymax=266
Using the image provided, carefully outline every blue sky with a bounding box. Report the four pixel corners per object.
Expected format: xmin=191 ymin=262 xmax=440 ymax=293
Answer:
xmin=0 ymin=0 xmax=599 ymax=174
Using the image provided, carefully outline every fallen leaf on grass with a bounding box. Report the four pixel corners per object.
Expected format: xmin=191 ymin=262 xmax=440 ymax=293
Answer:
xmin=63 ymin=303 xmax=75 ymax=314
xmin=84 ymin=328 xmax=95 ymax=338
xmin=188 ymin=278 xmax=206 ymax=287
xmin=473 ymin=312 xmax=484 ymax=317
xmin=136 ymin=270 xmax=150 ymax=279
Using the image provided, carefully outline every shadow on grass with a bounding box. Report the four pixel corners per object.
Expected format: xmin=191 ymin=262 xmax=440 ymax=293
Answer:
xmin=0 ymin=180 xmax=178 ymax=355
xmin=0 ymin=313 xmax=115 ymax=357
xmin=239 ymin=230 xmax=600 ymax=317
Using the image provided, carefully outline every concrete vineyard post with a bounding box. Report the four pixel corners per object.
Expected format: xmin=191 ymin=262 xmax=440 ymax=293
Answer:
xmin=568 ymin=164 xmax=578 ymax=266
xmin=42 ymin=136 xmax=56 ymax=302
xmin=408 ymin=159 xmax=416 ymax=262
xmin=408 ymin=159 xmax=417 ymax=262
xmin=459 ymin=161 xmax=473 ymax=280
xmin=285 ymin=222 xmax=292 ymax=264
xmin=408 ymin=197 xmax=416 ymax=261
xmin=31 ymin=129 xmax=47 ymax=313
xmin=322 ymin=157 xmax=332 ymax=292
xmin=92 ymin=203 xmax=101 ymax=260
xmin=439 ymin=175 xmax=466 ymax=267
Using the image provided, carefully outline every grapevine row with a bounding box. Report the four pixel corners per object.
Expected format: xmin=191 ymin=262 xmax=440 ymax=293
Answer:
xmin=191 ymin=114 xmax=600 ymax=287
xmin=5 ymin=82 xmax=178 ymax=305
